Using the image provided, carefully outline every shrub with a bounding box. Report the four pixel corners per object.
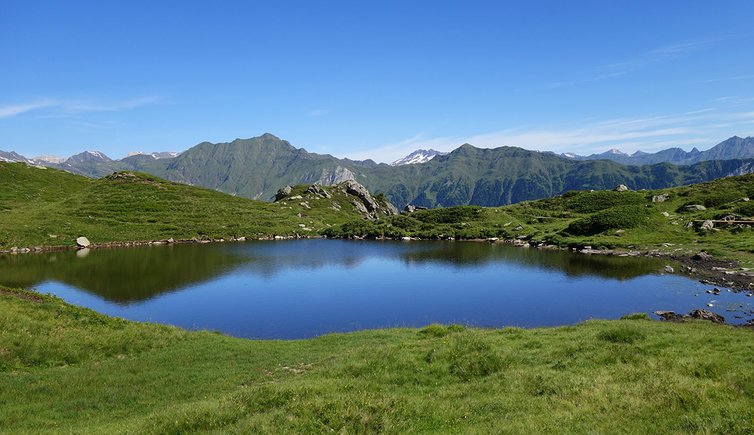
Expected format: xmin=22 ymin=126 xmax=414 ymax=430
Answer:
xmin=566 ymin=191 xmax=646 ymax=213
xmin=735 ymin=202 xmax=754 ymax=217
xmin=619 ymin=313 xmax=651 ymax=321
xmin=564 ymin=205 xmax=651 ymax=236
xmin=412 ymin=206 xmax=484 ymax=224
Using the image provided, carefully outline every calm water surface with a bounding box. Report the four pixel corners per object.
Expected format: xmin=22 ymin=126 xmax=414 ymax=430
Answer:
xmin=1 ymin=240 xmax=752 ymax=338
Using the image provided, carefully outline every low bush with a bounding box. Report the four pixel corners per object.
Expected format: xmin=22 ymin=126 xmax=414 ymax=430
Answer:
xmin=566 ymin=191 xmax=646 ymax=214
xmin=564 ymin=205 xmax=651 ymax=236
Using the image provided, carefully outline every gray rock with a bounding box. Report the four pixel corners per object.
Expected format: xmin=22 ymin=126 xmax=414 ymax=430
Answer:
xmin=274 ymin=185 xmax=293 ymax=201
xmin=305 ymin=184 xmax=331 ymax=198
xmin=76 ymin=236 xmax=91 ymax=248
xmin=404 ymin=204 xmax=416 ymax=213
xmin=614 ymin=184 xmax=629 ymax=192
xmin=687 ymin=309 xmax=725 ymax=324
xmin=654 ymin=310 xmax=681 ymax=321
xmin=339 ymin=180 xmax=397 ymax=219
xmin=664 ymin=265 xmax=674 ymax=273
xmin=684 ymin=204 xmax=706 ymax=211
xmin=652 ymin=194 xmax=669 ymax=203
xmin=700 ymin=220 xmax=714 ymax=231
xmin=661 ymin=211 xmax=670 ymax=217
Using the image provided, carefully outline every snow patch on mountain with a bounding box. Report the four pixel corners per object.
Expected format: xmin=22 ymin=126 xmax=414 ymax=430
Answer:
xmin=391 ymin=149 xmax=447 ymax=166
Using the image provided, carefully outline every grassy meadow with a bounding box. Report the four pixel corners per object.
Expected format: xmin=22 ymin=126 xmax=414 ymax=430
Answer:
xmin=0 ymin=163 xmax=372 ymax=249
xmin=0 ymin=287 xmax=752 ymax=433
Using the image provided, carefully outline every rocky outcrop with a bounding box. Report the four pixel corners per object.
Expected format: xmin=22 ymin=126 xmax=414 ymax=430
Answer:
xmin=275 ymin=186 xmax=292 ymax=201
xmin=272 ymin=180 xmax=398 ymax=220
xmin=338 ymin=180 xmax=398 ymax=219
xmin=654 ymin=309 xmax=725 ymax=324
xmin=305 ymin=184 xmax=331 ymax=198
xmin=688 ymin=309 xmax=725 ymax=324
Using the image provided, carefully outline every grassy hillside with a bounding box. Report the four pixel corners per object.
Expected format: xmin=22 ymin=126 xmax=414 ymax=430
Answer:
xmin=0 ymin=163 xmax=387 ymax=249
xmin=0 ymin=287 xmax=752 ymax=433
xmin=326 ymin=173 xmax=754 ymax=266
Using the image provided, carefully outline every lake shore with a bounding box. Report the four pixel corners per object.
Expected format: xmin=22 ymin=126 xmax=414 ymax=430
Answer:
xmin=4 ymin=234 xmax=754 ymax=293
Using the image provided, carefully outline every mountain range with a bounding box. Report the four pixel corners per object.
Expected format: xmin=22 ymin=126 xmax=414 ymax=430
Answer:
xmin=2 ymin=135 xmax=754 ymax=208
xmin=562 ymin=136 xmax=754 ymax=165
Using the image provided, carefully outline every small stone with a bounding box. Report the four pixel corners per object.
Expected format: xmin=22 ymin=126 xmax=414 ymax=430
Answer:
xmin=652 ymin=194 xmax=669 ymax=203
xmin=664 ymin=265 xmax=674 ymax=273
xmin=700 ymin=220 xmax=714 ymax=231
xmin=76 ymin=236 xmax=91 ymax=248
xmin=684 ymin=204 xmax=706 ymax=211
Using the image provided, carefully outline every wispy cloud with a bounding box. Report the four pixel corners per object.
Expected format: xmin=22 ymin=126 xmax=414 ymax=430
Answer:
xmin=0 ymin=95 xmax=162 ymax=119
xmin=0 ymin=99 xmax=57 ymax=118
xmin=352 ymin=104 xmax=754 ymax=163
xmin=694 ymin=74 xmax=754 ymax=84
xmin=548 ymin=37 xmax=723 ymax=88
xmin=63 ymin=95 xmax=162 ymax=113
xmin=306 ymin=108 xmax=331 ymax=117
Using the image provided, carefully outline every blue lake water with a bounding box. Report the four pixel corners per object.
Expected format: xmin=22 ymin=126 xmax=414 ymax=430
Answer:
xmin=1 ymin=239 xmax=752 ymax=338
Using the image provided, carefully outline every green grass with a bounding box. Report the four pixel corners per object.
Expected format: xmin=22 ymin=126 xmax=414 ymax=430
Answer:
xmin=0 ymin=163 xmax=379 ymax=249
xmin=0 ymin=287 xmax=752 ymax=433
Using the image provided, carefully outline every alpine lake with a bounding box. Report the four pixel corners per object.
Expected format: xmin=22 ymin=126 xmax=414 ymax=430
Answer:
xmin=1 ymin=239 xmax=752 ymax=339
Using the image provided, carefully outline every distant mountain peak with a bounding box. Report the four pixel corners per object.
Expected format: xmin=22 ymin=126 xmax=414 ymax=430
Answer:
xmin=391 ymin=149 xmax=448 ymax=166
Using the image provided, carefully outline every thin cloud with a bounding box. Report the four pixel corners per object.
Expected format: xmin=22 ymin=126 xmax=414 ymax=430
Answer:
xmin=693 ymin=74 xmax=754 ymax=84
xmin=0 ymin=99 xmax=57 ymax=118
xmin=548 ymin=37 xmax=723 ymax=88
xmin=354 ymin=105 xmax=754 ymax=163
xmin=0 ymin=95 xmax=162 ymax=118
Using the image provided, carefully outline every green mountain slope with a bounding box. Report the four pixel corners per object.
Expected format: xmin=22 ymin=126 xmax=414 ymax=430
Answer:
xmin=11 ymin=134 xmax=754 ymax=208
xmin=0 ymin=162 xmax=394 ymax=249
xmin=129 ymin=135 xmax=754 ymax=208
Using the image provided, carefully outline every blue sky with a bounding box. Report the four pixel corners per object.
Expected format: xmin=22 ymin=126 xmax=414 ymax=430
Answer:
xmin=2 ymin=1 xmax=753 ymax=162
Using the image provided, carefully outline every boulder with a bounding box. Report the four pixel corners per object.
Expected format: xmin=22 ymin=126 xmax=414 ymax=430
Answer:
xmin=305 ymin=184 xmax=331 ymax=198
xmin=614 ymin=184 xmax=629 ymax=192
xmin=404 ymin=204 xmax=416 ymax=213
xmin=652 ymin=194 xmax=669 ymax=203
xmin=75 ymin=236 xmax=91 ymax=248
xmin=700 ymin=220 xmax=714 ymax=231
xmin=339 ymin=180 xmax=398 ymax=219
xmin=654 ymin=310 xmax=681 ymax=321
xmin=274 ymin=185 xmax=293 ymax=201
xmin=664 ymin=265 xmax=674 ymax=273
xmin=687 ymin=309 xmax=725 ymax=324
xmin=684 ymin=204 xmax=706 ymax=211
xmin=692 ymin=251 xmax=713 ymax=261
